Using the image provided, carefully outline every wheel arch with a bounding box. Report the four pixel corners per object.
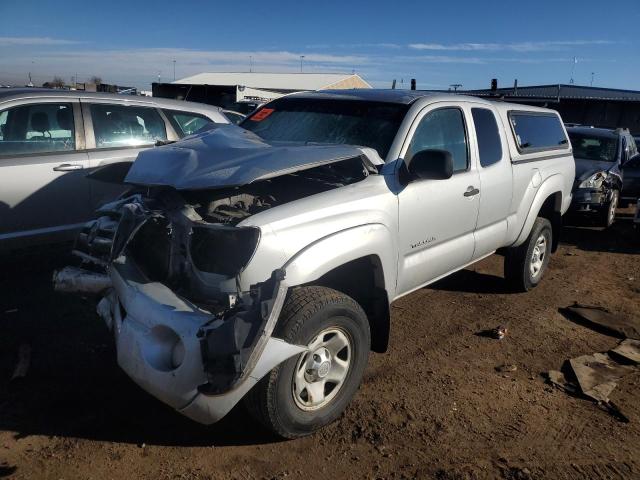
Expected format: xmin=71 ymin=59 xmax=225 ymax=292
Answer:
xmin=513 ymin=176 xmax=564 ymax=252
xmin=281 ymin=224 xmax=396 ymax=353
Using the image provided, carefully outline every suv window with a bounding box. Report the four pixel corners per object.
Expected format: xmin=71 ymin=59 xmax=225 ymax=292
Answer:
xmin=509 ymin=112 xmax=567 ymax=152
xmin=90 ymin=104 xmax=166 ymax=148
xmin=163 ymin=110 xmax=212 ymax=136
xmin=472 ymin=108 xmax=502 ymax=167
xmin=407 ymin=108 xmax=469 ymax=172
xmin=627 ymin=135 xmax=637 ymax=157
xmin=0 ymin=103 xmax=75 ymax=155
xmin=568 ymin=132 xmax=618 ymax=162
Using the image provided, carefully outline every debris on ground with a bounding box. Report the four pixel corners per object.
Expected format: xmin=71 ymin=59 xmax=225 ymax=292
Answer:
xmin=611 ymin=339 xmax=640 ymax=363
xmin=559 ymin=303 xmax=640 ymax=339
xmin=569 ymin=352 xmax=635 ymax=403
xmin=548 ymin=305 xmax=640 ymax=421
xmin=495 ymin=364 xmax=517 ymax=373
xmin=493 ymin=325 xmax=508 ymax=339
xmin=11 ymin=344 xmax=31 ymax=380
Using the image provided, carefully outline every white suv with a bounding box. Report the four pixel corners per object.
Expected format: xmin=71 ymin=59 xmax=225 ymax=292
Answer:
xmin=0 ymin=89 xmax=228 ymax=253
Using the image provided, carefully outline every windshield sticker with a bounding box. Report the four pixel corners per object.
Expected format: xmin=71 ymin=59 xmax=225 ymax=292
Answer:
xmin=250 ymin=108 xmax=274 ymax=122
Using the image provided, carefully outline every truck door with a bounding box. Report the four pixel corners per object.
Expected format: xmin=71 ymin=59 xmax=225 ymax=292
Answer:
xmin=396 ymin=104 xmax=480 ymax=295
xmin=469 ymin=106 xmax=512 ymax=259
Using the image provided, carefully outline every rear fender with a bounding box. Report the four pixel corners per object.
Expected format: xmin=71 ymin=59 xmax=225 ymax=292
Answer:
xmin=513 ymin=175 xmax=564 ymax=247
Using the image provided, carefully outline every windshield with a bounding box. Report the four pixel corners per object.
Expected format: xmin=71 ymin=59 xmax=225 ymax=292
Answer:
xmin=240 ymin=98 xmax=409 ymax=159
xmin=569 ymin=132 xmax=619 ymax=162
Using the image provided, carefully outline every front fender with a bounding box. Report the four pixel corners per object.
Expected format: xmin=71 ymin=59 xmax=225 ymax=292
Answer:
xmin=512 ymin=174 xmax=566 ymax=247
xmin=282 ymin=223 xmax=397 ymax=298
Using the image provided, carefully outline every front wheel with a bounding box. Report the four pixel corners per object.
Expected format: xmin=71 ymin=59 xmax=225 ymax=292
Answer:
xmin=599 ymin=189 xmax=618 ymax=228
xmin=504 ymin=217 xmax=552 ymax=292
xmin=244 ymin=286 xmax=370 ymax=438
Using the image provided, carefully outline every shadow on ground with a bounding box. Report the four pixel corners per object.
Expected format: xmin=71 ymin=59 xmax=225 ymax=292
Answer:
xmin=562 ymin=208 xmax=638 ymax=254
xmin=429 ymin=269 xmax=509 ymax=294
xmin=0 ymin=254 xmax=280 ymax=448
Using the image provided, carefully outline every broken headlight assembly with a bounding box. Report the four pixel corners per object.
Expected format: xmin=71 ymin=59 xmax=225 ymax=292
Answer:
xmin=189 ymin=225 xmax=261 ymax=277
xmin=578 ymin=171 xmax=608 ymax=189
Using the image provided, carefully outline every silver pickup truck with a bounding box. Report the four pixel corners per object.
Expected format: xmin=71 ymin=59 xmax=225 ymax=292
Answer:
xmin=56 ymin=89 xmax=575 ymax=438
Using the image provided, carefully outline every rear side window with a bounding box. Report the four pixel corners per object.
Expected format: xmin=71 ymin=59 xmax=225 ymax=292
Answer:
xmin=163 ymin=110 xmax=213 ymax=137
xmin=509 ymin=112 xmax=568 ymax=152
xmin=90 ymin=104 xmax=167 ymax=148
xmin=472 ymin=108 xmax=502 ymax=167
xmin=0 ymin=103 xmax=75 ymax=155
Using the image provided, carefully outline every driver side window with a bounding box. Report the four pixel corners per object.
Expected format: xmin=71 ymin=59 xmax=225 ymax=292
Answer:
xmin=407 ymin=108 xmax=469 ymax=172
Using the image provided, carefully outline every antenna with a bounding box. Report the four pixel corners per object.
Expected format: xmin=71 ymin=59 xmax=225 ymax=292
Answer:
xmin=300 ymin=55 xmax=305 ymax=73
xmin=569 ymin=56 xmax=577 ymax=84
xmin=590 ymin=72 xmax=595 ymax=87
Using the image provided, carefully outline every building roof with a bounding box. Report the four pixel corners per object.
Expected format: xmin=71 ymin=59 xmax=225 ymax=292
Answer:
xmin=457 ymin=84 xmax=640 ymax=102
xmin=0 ymin=88 xmax=225 ymax=116
xmin=172 ymin=72 xmax=371 ymax=90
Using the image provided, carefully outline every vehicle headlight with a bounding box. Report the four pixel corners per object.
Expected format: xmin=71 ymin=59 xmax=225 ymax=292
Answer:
xmin=578 ymin=171 xmax=607 ymax=189
xmin=189 ymin=225 xmax=260 ymax=277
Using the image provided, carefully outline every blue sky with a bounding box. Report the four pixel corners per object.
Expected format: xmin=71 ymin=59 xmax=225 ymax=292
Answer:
xmin=1 ymin=0 xmax=638 ymax=91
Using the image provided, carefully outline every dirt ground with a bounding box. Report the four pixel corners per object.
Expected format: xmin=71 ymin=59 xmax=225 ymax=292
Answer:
xmin=1 ymin=208 xmax=639 ymax=480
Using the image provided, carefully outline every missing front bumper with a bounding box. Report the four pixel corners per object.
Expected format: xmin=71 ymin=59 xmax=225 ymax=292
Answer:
xmin=100 ymin=258 xmax=304 ymax=424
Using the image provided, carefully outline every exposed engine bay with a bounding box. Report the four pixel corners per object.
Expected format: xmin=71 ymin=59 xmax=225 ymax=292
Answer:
xmin=65 ymin=156 xmax=370 ymax=308
xmin=182 ymin=155 xmax=369 ymax=225
xmin=54 ymin=153 xmax=373 ymax=394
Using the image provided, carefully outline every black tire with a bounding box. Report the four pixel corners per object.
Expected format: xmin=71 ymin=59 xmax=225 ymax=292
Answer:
xmin=504 ymin=217 xmax=552 ymax=292
xmin=244 ymin=286 xmax=370 ymax=438
xmin=599 ymin=189 xmax=619 ymax=228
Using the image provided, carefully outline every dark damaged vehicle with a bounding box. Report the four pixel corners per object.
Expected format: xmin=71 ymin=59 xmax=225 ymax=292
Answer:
xmin=55 ymin=90 xmax=575 ymax=438
xmin=567 ymin=126 xmax=639 ymax=227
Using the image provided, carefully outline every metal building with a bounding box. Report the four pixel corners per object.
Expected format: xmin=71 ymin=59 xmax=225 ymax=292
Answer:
xmin=152 ymin=72 xmax=371 ymax=113
xmin=456 ymin=83 xmax=640 ymax=134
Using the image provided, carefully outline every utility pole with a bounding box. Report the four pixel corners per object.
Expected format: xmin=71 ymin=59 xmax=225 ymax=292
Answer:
xmin=300 ymin=55 xmax=305 ymax=73
xmin=450 ymin=83 xmax=462 ymax=91
xmin=172 ymin=60 xmax=176 ymax=81
xmin=249 ymin=56 xmax=253 ymax=73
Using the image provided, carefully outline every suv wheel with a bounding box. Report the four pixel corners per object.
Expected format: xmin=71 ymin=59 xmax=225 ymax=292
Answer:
xmin=504 ymin=217 xmax=552 ymax=292
xmin=600 ymin=189 xmax=618 ymax=228
xmin=244 ymin=286 xmax=370 ymax=438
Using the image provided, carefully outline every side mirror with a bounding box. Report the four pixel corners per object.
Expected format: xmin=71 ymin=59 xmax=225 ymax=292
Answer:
xmin=408 ymin=149 xmax=454 ymax=180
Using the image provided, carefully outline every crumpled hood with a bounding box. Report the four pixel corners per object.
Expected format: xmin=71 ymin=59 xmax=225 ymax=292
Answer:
xmin=125 ymin=124 xmax=383 ymax=190
xmin=574 ymin=158 xmax=617 ymax=182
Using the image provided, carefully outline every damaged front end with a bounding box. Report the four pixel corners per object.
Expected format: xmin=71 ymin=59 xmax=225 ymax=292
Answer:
xmin=54 ymin=189 xmax=307 ymax=423
xmin=53 ymin=125 xmax=380 ymax=424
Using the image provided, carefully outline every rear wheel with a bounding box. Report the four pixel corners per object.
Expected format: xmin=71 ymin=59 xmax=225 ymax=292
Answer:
xmin=244 ymin=286 xmax=370 ymax=438
xmin=504 ymin=217 xmax=552 ymax=292
xmin=599 ymin=189 xmax=618 ymax=228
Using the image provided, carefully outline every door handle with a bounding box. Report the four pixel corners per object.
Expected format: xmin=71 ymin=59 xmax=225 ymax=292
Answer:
xmin=464 ymin=186 xmax=480 ymax=197
xmin=53 ymin=163 xmax=83 ymax=172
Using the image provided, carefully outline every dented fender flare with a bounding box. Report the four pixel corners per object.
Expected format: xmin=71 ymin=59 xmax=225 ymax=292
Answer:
xmin=280 ymin=223 xmax=397 ymax=298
